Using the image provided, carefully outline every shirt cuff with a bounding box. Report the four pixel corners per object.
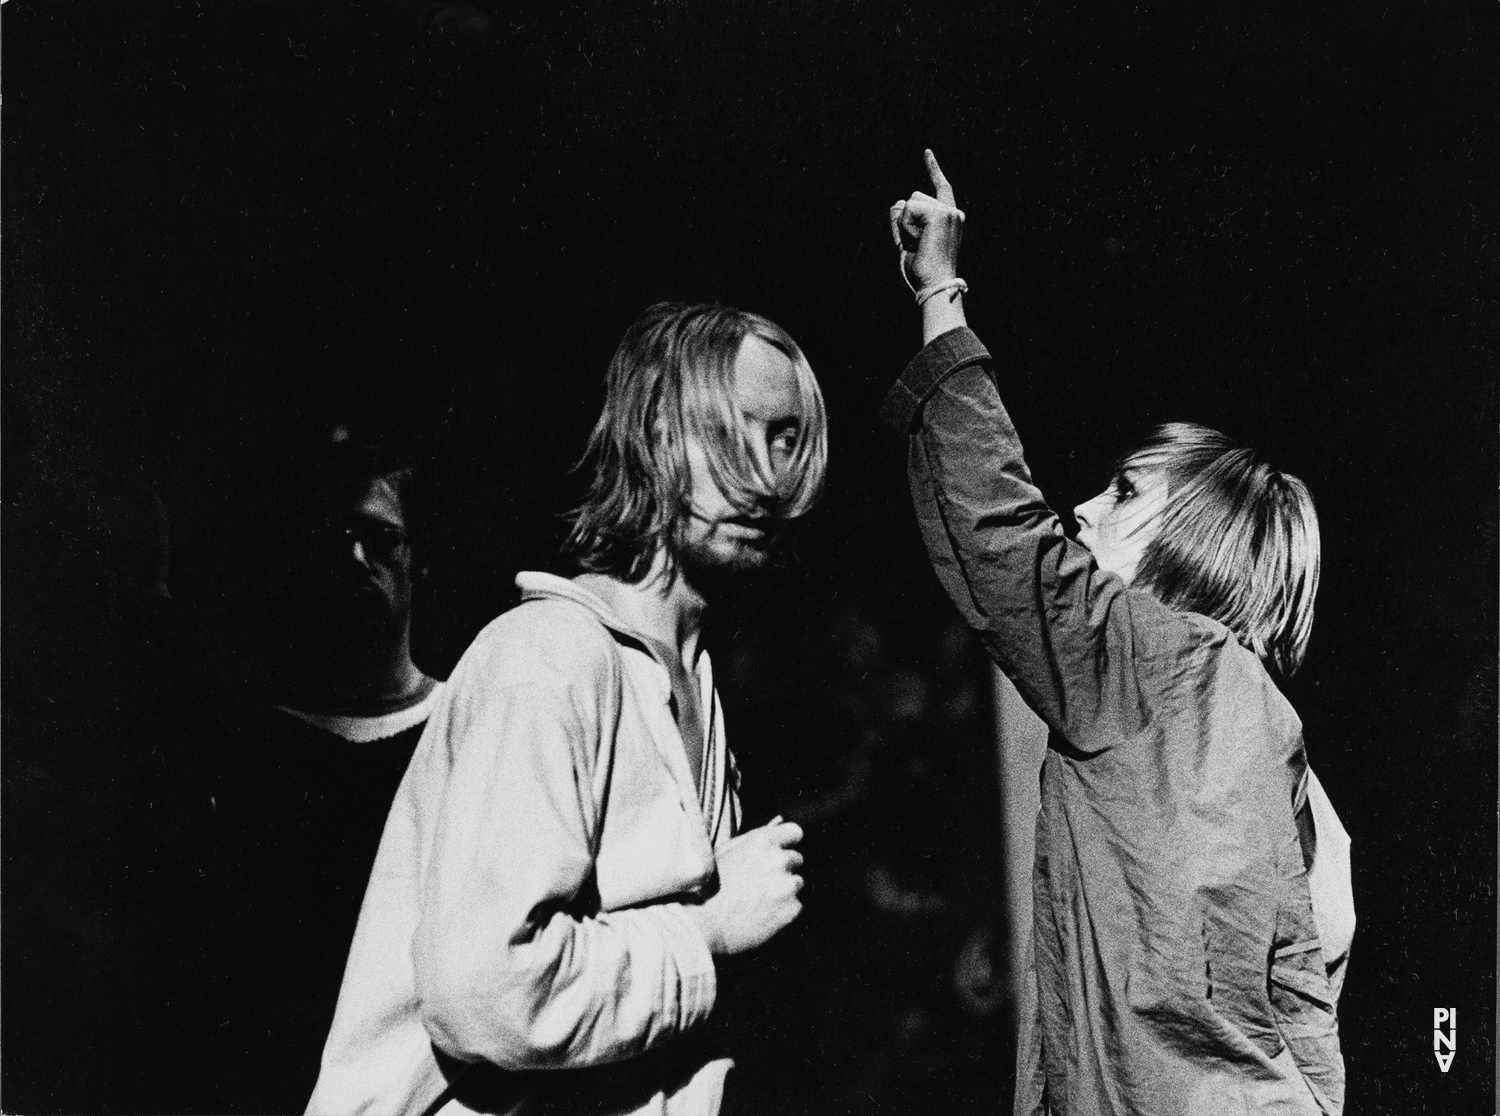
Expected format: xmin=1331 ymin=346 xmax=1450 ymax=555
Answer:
xmin=652 ymin=903 xmax=719 ymax=1032
xmin=879 ymin=327 xmax=993 ymax=435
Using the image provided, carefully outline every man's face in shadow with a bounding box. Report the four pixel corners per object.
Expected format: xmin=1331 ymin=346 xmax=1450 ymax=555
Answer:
xmin=300 ymin=474 xmax=415 ymax=642
xmin=339 ymin=476 xmax=413 ymax=634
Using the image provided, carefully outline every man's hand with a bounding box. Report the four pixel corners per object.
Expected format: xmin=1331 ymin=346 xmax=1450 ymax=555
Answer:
xmin=889 ymin=149 xmax=965 ymax=292
xmin=690 ymin=819 xmax=804 ymax=956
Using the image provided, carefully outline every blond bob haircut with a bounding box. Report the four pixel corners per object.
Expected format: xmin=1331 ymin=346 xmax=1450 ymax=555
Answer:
xmin=1122 ymin=423 xmax=1321 ymax=677
xmin=565 ymin=302 xmax=828 ymax=582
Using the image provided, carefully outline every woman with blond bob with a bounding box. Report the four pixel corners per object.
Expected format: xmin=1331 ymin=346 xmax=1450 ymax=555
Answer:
xmin=883 ymin=152 xmax=1353 ymax=1115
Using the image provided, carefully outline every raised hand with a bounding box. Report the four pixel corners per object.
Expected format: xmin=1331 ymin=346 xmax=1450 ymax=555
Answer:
xmin=690 ymin=819 xmax=804 ymax=955
xmin=889 ymin=149 xmax=965 ymax=292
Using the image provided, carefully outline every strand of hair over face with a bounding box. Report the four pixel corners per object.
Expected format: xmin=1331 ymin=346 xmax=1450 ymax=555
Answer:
xmin=564 ymin=303 xmax=827 ymax=583
xmin=685 ymin=326 xmax=827 ymax=528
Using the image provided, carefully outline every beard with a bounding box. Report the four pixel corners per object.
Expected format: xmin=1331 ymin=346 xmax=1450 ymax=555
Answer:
xmin=675 ymin=519 xmax=783 ymax=601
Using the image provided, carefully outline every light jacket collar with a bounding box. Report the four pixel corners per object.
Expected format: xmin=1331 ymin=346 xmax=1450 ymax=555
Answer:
xmin=516 ymin=571 xmax=720 ymax=826
xmin=515 ymin=571 xmax=666 ymax=662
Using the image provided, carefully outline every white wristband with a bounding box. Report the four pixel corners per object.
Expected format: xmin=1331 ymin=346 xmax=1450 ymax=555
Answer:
xmin=914 ymin=278 xmax=968 ymax=307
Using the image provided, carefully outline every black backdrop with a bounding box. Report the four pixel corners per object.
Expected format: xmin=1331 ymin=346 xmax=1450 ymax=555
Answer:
xmin=4 ymin=2 xmax=1496 ymax=1113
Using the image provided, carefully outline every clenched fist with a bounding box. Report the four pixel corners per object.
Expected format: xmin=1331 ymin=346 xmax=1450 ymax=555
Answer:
xmin=690 ymin=819 xmax=804 ymax=956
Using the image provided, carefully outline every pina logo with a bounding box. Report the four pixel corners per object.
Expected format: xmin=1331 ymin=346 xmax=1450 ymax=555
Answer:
xmin=1433 ymin=1008 xmax=1456 ymax=1072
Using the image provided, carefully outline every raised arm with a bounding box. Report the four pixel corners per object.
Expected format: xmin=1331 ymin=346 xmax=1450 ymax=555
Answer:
xmin=883 ymin=153 xmax=1152 ymax=750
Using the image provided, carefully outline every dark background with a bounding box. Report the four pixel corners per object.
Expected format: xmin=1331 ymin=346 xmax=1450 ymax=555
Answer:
xmin=4 ymin=1 xmax=1496 ymax=1113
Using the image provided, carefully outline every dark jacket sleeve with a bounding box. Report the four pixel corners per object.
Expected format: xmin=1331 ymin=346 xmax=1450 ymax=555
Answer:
xmin=882 ymin=327 xmax=1156 ymax=752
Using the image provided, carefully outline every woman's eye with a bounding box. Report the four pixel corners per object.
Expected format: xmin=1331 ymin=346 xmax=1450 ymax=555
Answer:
xmin=1111 ymin=478 xmax=1136 ymax=503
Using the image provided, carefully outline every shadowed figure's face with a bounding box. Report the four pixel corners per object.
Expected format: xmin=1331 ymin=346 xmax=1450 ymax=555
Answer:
xmin=336 ymin=477 xmax=414 ymax=631
xmin=678 ymin=336 xmax=804 ymax=576
xmin=1072 ymin=463 xmax=1170 ymax=585
xmin=296 ymin=474 xmax=414 ymax=641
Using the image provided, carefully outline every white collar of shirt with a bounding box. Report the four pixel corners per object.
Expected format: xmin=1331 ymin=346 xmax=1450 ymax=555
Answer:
xmin=516 ymin=571 xmax=657 ymax=648
xmin=276 ymin=682 xmax=445 ymax=743
xmin=516 ymin=571 xmax=727 ymax=825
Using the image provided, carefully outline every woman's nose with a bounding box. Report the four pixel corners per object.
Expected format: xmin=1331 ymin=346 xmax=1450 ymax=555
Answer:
xmin=1073 ymin=500 xmax=1094 ymax=529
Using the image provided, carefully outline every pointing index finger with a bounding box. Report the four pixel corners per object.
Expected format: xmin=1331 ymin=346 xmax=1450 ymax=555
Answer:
xmin=925 ymin=148 xmax=956 ymax=207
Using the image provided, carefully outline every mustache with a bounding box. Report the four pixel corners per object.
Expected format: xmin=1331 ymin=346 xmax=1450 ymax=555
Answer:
xmin=681 ymin=504 xmax=781 ymax=528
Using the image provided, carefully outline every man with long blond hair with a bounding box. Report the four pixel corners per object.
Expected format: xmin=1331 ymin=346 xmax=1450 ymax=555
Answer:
xmin=306 ymin=302 xmax=828 ymax=1116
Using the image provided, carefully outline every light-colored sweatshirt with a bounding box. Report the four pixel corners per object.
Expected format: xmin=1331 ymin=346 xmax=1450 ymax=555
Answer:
xmin=306 ymin=572 xmax=740 ymax=1116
